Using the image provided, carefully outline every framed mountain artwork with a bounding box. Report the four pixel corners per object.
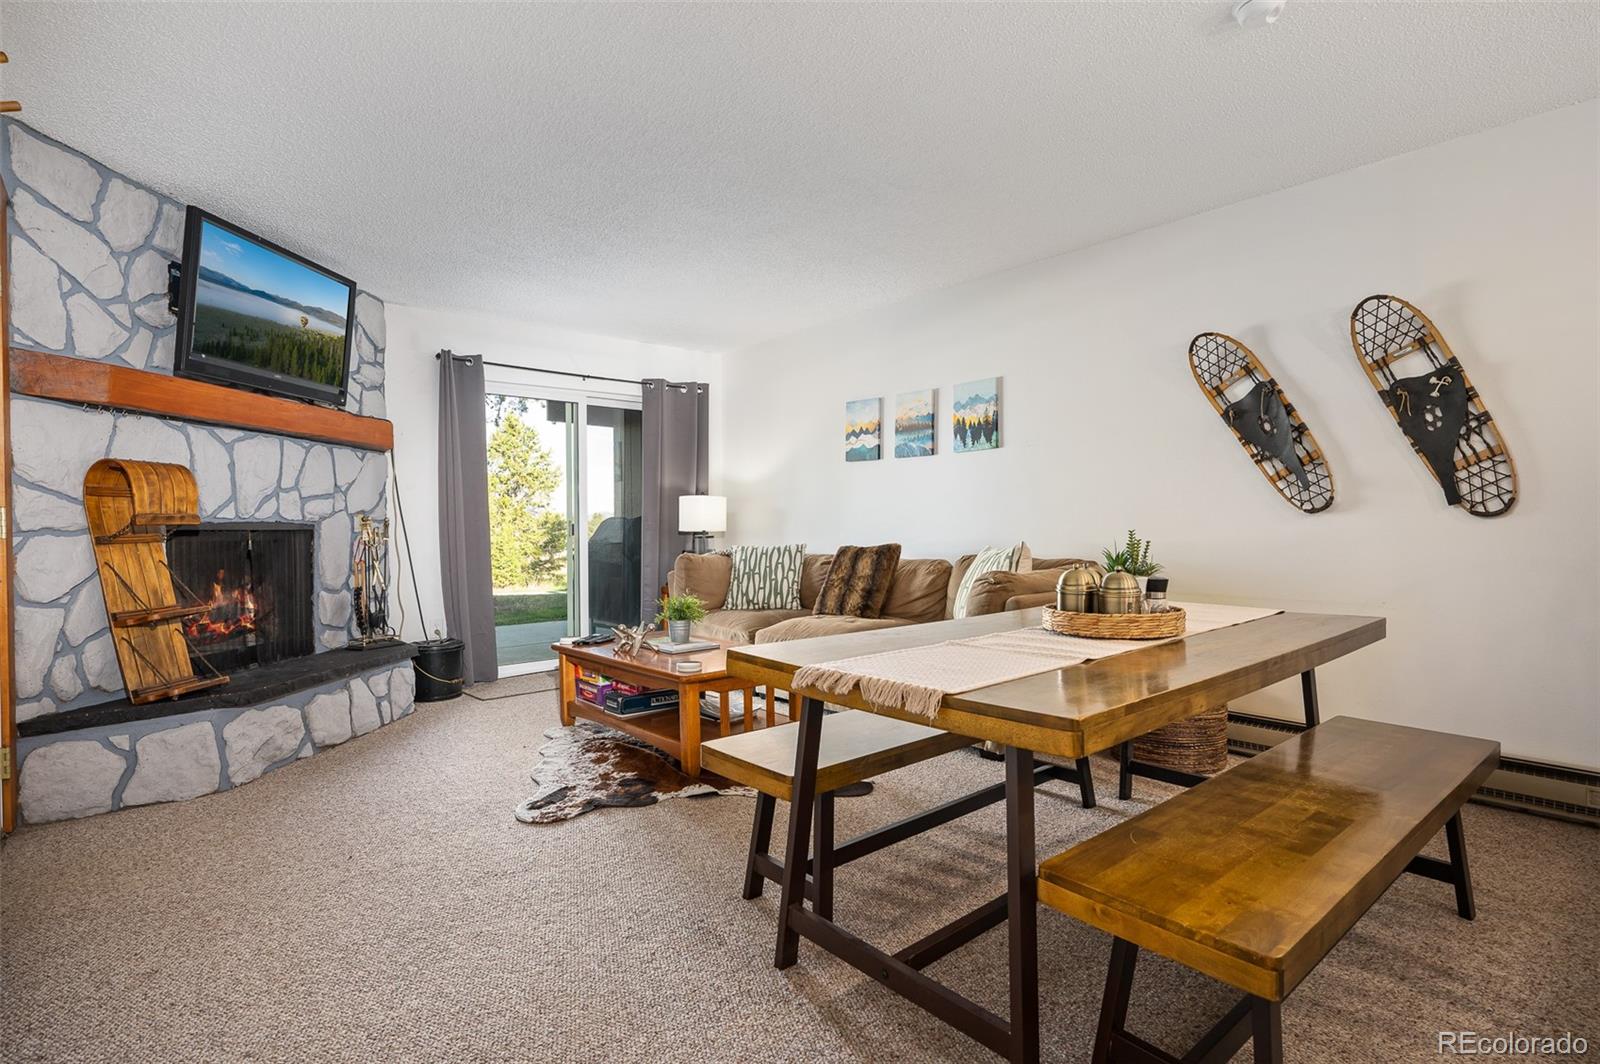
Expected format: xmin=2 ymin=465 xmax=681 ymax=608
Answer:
xmin=894 ymin=389 xmax=936 ymax=458
xmin=845 ymin=398 xmax=882 ymax=462
xmin=953 ymin=378 xmax=1000 ymax=452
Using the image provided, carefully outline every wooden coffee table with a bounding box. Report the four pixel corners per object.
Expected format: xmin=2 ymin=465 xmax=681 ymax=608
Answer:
xmin=553 ymin=636 xmax=775 ymax=776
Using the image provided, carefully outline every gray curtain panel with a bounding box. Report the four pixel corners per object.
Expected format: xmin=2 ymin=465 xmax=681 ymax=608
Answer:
xmin=437 ymin=350 xmax=498 ymax=684
xmin=640 ymin=379 xmax=709 ymax=624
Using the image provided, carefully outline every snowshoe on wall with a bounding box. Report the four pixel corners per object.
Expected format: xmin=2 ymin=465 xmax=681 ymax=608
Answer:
xmin=1349 ymin=295 xmax=1516 ymax=517
xmin=1188 ymin=332 xmax=1335 ymax=514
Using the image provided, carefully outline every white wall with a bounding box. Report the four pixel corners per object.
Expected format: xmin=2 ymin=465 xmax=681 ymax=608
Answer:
xmin=720 ymin=102 xmax=1600 ymax=768
xmin=383 ymin=303 xmax=722 ymax=644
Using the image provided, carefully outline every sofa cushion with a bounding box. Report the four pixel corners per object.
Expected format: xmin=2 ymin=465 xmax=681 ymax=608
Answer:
xmin=813 ymin=543 xmax=903 ymax=618
xmin=963 ymin=568 xmax=1067 ymax=617
xmin=697 ymin=608 xmax=809 ymax=646
xmin=667 ymin=552 xmax=732 ymax=610
xmin=883 ymin=558 xmax=953 ymax=624
xmin=945 ymin=546 xmax=1033 ymax=618
xmin=755 ymin=613 xmax=917 ymax=644
xmin=951 ymin=543 xmax=1030 ymax=619
xmin=725 ymin=544 xmax=806 ymax=610
xmin=800 ymin=554 xmax=832 ymax=610
xmin=1005 ymin=591 xmax=1055 ymax=612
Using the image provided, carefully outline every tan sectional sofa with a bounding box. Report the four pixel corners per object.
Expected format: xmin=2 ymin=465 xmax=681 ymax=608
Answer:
xmin=667 ymin=551 xmax=1098 ymax=646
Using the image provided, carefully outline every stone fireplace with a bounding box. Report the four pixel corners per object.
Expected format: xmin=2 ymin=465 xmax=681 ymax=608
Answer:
xmin=5 ymin=120 xmax=418 ymax=825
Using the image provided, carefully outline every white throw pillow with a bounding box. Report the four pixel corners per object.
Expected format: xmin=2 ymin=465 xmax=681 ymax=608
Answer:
xmin=724 ymin=544 xmax=807 ymax=610
xmin=952 ymin=542 xmax=1028 ymax=619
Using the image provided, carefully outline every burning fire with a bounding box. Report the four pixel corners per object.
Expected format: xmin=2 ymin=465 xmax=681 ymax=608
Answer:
xmin=183 ymin=569 xmax=260 ymax=645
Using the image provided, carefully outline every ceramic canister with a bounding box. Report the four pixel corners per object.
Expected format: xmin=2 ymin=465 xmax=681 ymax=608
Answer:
xmin=1098 ymin=571 xmax=1142 ymax=615
xmin=1055 ymin=567 xmax=1101 ymax=613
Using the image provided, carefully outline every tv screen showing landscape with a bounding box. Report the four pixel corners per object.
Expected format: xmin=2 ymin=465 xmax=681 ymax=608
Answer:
xmin=188 ymin=217 xmax=353 ymax=392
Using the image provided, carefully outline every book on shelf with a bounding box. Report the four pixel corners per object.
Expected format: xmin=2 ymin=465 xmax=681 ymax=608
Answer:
xmin=603 ymin=688 xmax=680 ymax=717
xmin=575 ymin=674 xmax=648 ymax=707
xmin=698 ymin=690 xmax=758 ymax=722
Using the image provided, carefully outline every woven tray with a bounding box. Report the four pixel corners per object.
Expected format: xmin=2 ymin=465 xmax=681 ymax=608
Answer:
xmin=1041 ymin=606 xmax=1187 ymax=640
xmin=1133 ymin=705 xmax=1229 ymax=775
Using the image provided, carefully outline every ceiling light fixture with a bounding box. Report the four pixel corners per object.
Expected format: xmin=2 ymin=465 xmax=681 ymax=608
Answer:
xmin=1232 ymin=0 xmax=1286 ymax=29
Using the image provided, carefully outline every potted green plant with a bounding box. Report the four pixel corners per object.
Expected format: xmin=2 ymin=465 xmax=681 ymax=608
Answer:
xmin=1120 ymin=529 xmax=1162 ymax=595
xmin=656 ymin=594 xmax=708 ymax=644
xmin=1100 ymin=530 xmax=1162 ymax=614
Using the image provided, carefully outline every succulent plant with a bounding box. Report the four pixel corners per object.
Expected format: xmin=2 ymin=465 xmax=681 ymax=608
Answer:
xmin=1103 ymin=530 xmax=1162 ymax=577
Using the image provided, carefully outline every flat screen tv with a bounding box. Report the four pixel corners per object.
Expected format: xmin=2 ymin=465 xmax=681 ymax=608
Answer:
xmin=172 ymin=207 xmax=356 ymax=407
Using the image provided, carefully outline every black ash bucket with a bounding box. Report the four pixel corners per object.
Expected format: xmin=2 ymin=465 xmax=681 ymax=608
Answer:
xmin=412 ymin=637 xmax=465 ymax=702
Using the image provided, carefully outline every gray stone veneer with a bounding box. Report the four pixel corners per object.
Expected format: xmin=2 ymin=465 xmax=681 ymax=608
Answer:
xmin=16 ymin=662 xmax=416 ymax=824
xmin=1 ymin=119 xmax=386 ymax=418
xmin=4 ymin=118 xmax=394 ymax=726
xmin=10 ymin=401 xmax=391 ymax=721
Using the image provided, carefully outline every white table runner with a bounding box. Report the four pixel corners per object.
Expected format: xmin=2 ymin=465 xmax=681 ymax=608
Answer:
xmin=791 ymin=602 xmax=1283 ymax=718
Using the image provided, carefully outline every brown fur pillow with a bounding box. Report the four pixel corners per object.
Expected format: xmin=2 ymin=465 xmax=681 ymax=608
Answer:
xmin=812 ymin=544 xmax=903 ymax=618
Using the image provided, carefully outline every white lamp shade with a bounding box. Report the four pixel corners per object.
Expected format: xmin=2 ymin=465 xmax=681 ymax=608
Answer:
xmin=678 ymin=495 xmax=726 ymax=533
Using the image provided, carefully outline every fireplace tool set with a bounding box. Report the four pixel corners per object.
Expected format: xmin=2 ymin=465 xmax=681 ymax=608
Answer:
xmin=350 ymin=514 xmax=401 ymax=650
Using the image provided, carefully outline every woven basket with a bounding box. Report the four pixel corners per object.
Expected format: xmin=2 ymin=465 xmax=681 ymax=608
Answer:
xmin=1041 ymin=606 xmax=1186 ymax=640
xmin=1132 ymin=706 xmax=1230 ymax=775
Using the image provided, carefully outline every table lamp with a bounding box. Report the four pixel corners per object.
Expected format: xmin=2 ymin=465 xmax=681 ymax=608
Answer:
xmin=678 ymin=494 xmax=726 ymax=555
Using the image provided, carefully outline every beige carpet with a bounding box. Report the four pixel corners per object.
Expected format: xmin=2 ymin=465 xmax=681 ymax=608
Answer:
xmin=2 ymin=692 xmax=1596 ymax=1063
xmin=462 ymin=671 xmax=560 ymax=700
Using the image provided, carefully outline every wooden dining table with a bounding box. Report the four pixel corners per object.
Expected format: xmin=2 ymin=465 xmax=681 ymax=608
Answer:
xmin=726 ymin=606 xmax=1385 ymax=1064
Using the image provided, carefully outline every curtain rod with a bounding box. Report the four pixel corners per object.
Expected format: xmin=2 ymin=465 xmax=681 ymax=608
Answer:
xmin=435 ymin=350 xmax=698 ymax=391
xmin=435 ymin=349 xmax=640 ymax=386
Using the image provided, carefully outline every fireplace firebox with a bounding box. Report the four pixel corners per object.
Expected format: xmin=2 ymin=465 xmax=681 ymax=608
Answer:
xmin=167 ymin=524 xmax=316 ymax=675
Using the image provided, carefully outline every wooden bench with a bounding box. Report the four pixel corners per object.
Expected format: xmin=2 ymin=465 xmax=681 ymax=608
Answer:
xmin=703 ymin=709 xmax=1098 ymax=920
xmin=1038 ymin=716 xmax=1499 ymax=1064
xmin=703 ymin=711 xmax=969 ymax=916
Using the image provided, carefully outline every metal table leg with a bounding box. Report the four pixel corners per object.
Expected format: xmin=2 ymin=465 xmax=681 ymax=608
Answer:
xmin=773 ymin=695 xmax=824 ymax=970
xmin=764 ymin=728 xmax=1050 ymax=1061
xmin=1300 ymin=669 xmax=1320 ymax=727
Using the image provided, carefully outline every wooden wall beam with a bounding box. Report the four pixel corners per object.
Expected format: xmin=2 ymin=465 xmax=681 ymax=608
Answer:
xmin=2 ymin=183 xmax=16 ymax=830
xmin=9 ymin=347 xmax=394 ymax=452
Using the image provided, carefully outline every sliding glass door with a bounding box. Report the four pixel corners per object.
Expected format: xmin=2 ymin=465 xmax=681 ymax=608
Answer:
xmin=485 ymin=382 xmax=642 ymax=676
xmin=485 ymin=394 xmax=576 ymax=672
xmin=583 ymin=402 xmax=644 ymax=637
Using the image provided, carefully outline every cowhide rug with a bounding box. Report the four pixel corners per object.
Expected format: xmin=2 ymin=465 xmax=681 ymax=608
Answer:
xmin=515 ymin=721 xmax=754 ymax=824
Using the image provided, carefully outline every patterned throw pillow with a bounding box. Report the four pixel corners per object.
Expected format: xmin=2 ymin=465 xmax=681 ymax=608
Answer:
xmin=952 ymin=543 xmax=1027 ymax=619
xmin=813 ymin=543 xmax=903 ymax=618
xmin=724 ymin=544 xmax=807 ymax=610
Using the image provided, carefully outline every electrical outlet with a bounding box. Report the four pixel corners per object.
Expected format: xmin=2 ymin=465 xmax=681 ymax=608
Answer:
xmin=1587 ymin=786 xmax=1600 ymax=811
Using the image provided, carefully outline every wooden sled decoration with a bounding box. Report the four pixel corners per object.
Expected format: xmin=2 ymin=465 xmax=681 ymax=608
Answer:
xmin=1188 ymin=332 xmax=1335 ymax=513
xmin=1350 ymin=295 xmax=1517 ymax=517
xmin=84 ymin=459 xmax=229 ymax=704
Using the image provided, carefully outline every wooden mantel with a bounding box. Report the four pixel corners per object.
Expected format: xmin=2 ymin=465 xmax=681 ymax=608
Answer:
xmin=9 ymin=346 xmax=394 ymax=452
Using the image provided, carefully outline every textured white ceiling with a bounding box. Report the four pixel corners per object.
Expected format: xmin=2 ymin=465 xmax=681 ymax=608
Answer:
xmin=4 ymin=2 xmax=1595 ymax=352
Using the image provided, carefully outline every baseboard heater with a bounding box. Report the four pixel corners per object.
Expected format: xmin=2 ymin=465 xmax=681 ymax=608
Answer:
xmin=777 ymin=692 xmax=1597 ymax=826
xmin=1228 ymin=712 xmax=1600 ymax=827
